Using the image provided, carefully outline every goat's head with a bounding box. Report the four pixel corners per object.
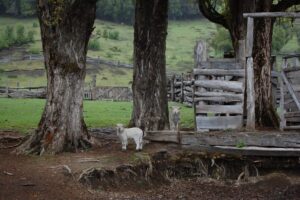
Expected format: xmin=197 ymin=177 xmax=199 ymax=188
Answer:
xmin=172 ymin=106 xmax=181 ymax=114
xmin=116 ymin=123 xmax=124 ymax=135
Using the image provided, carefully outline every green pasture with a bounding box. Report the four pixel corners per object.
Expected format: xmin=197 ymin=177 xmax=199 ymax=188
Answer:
xmin=0 ymin=98 xmax=194 ymax=134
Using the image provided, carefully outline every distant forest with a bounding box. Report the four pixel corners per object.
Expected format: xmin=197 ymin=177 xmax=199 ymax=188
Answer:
xmin=0 ymin=0 xmax=203 ymax=23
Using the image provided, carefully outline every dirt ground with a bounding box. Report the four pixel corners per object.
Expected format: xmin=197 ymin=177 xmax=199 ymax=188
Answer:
xmin=1 ymin=131 xmax=300 ymax=200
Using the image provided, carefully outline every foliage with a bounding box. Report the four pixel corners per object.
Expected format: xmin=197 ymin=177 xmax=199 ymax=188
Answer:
xmin=0 ymin=24 xmax=36 ymax=50
xmin=96 ymin=0 xmax=202 ymax=24
xmin=102 ymin=29 xmax=108 ymax=39
xmin=88 ymin=39 xmax=100 ymax=51
xmin=272 ymin=21 xmax=294 ymax=53
xmin=16 ymin=25 xmax=26 ymax=45
xmin=32 ymin=22 xmax=38 ymax=27
xmin=236 ymin=140 xmax=246 ymax=148
xmin=108 ymin=30 xmax=119 ymax=40
xmin=27 ymin=30 xmax=35 ymax=43
xmin=210 ymin=25 xmax=233 ymax=55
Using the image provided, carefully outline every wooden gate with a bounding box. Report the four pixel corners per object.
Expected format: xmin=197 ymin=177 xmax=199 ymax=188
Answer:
xmin=279 ymin=54 xmax=300 ymax=130
xmin=193 ymin=58 xmax=245 ymax=131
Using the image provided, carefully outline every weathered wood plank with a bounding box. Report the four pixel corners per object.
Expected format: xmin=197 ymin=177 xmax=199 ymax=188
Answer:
xmin=246 ymin=57 xmax=255 ymax=130
xmin=284 ymin=125 xmax=300 ymax=130
xmin=196 ymin=104 xmax=243 ymax=114
xmin=285 ymin=111 xmax=300 ymax=118
xmin=281 ymin=71 xmax=300 ymax=111
xmin=197 ymin=61 xmax=243 ymax=70
xmin=194 ymin=80 xmax=244 ymax=93
xmin=193 ymin=69 xmax=245 ymax=77
xmin=181 ymin=131 xmax=300 ymax=148
xmin=243 ymin=12 xmax=300 ymax=18
xmin=196 ymin=116 xmax=243 ymax=130
xmin=194 ymin=91 xmax=244 ymax=100
xmin=194 ymin=96 xmax=242 ymax=103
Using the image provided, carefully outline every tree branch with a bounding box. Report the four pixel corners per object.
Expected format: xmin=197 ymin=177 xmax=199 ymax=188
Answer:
xmin=272 ymin=0 xmax=300 ymax=12
xmin=197 ymin=0 xmax=229 ymax=29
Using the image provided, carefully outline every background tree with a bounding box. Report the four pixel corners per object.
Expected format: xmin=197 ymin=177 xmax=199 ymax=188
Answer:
xmin=130 ymin=0 xmax=169 ymax=131
xmin=17 ymin=0 xmax=97 ymax=155
xmin=198 ymin=0 xmax=300 ymax=127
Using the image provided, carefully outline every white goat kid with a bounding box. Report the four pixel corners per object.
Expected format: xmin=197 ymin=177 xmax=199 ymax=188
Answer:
xmin=169 ymin=106 xmax=181 ymax=131
xmin=116 ymin=124 xmax=144 ymax=151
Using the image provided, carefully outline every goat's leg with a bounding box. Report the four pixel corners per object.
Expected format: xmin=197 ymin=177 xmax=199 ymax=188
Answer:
xmin=139 ymin=136 xmax=143 ymax=150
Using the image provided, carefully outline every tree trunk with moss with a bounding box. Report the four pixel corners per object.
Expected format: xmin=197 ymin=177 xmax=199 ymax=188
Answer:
xmin=16 ymin=0 xmax=97 ymax=155
xmin=130 ymin=0 xmax=169 ymax=131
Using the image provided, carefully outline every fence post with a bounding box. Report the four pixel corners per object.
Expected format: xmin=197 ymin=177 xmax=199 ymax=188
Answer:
xmin=6 ymin=85 xmax=9 ymax=97
xmin=170 ymin=75 xmax=175 ymax=101
xmin=245 ymin=17 xmax=255 ymax=130
xmin=180 ymin=73 xmax=184 ymax=103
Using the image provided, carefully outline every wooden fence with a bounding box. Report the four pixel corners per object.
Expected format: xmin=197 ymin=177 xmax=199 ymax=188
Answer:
xmin=0 ymin=86 xmax=132 ymax=101
xmin=279 ymin=54 xmax=300 ymax=130
xmin=193 ymin=59 xmax=245 ymax=131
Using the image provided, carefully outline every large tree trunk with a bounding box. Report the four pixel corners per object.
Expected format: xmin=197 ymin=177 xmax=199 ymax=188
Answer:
xmin=16 ymin=0 xmax=97 ymax=155
xmin=252 ymin=0 xmax=279 ymax=127
xmin=227 ymin=0 xmax=255 ymax=54
xmin=130 ymin=0 xmax=169 ymax=131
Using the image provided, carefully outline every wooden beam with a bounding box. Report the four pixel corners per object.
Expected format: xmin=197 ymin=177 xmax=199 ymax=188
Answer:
xmin=194 ymin=80 xmax=244 ymax=93
xmin=246 ymin=57 xmax=255 ymax=130
xmin=195 ymin=116 xmax=243 ymax=130
xmin=243 ymin=12 xmax=300 ymax=18
xmin=193 ymin=69 xmax=245 ymax=77
xmin=196 ymin=104 xmax=243 ymax=114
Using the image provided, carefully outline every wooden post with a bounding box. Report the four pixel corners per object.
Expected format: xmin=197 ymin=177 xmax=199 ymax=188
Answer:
xmin=6 ymin=85 xmax=9 ymax=97
xmin=246 ymin=57 xmax=255 ymax=130
xmin=194 ymin=41 xmax=208 ymax=132
xmin=180 ymin=73 xmax=184 ymax=103
xmin=171 ymin=75 xmax=175 ymax=101
xmin=246 ymin=17 xmax=254 ymax=57
xmin=237 ymin=40 xmax=246 ymax=63
xmin=279 ymin=75 xmax=285 ymax=131
xmin=194 ymin=41 xmax=207 ymax=68
xmin=245 ymin=17 xmax=255 ymax=130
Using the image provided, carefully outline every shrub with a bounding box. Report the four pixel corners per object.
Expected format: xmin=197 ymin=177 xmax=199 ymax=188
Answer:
xmin=88 ymin=39 xmax=100 ymax=51
xmin=102 ymin=29 xmax=108 ymax=39
xmin=16 ymin=25 xmax=26 ymax=45
xmin=32 ymin=22 xmax=38 ymax=28
xmin=27 ymin=30 xmax=36 ymax=43
xmin=4 ymin=26 xmax=15 ymax=46
xmin=108 ymin=31 xmax=119 ymax=40
xmin=0 ymin=36 xmax=8 ymax=50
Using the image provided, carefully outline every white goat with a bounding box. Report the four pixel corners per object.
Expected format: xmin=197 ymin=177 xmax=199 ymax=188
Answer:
xmin=169 ymin=106 xmax=181 ymax=131
xmin=116 ymin=124 xmax=144 ymax=151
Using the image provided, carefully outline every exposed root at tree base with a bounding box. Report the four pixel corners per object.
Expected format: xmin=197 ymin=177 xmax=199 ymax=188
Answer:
xmin=79 ymin=150 xmax=300 ymax=190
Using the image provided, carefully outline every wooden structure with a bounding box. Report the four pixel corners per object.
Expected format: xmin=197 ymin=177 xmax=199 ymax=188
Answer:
xmin=193 ymin=41 xmax=246 ymax=132
xmin=243 ymin=12 xmax=300 ymax=130
xmin=193 ymin=59 xmax=245 ymax=131
xmin=279 ymin=54 xmax=300 ymax=130
xmin=167 ymin=74 xmax=193 ymax=107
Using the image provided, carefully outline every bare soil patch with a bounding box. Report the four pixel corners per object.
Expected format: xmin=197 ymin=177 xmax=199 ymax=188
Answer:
xmin=0 ymin=131 xmax=300 ymax=200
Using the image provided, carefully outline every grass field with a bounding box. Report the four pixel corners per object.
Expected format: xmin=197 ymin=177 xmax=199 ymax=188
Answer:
xmin=0 ymin=17 xmax=216 ymax=71
xmin=0 ymin=98 xmax=194 ymax=133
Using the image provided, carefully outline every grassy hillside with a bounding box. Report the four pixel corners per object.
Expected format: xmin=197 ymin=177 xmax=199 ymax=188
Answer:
xmin=0 ymin=98 xmax=194 ymax=133
xmin=0 ymin=17 xmax=216 ymax=87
